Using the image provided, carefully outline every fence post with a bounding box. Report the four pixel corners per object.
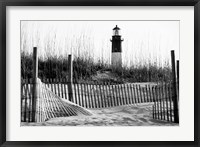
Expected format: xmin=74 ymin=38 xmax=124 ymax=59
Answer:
xmin=32 ymin=47 xmax=38 ymax=122
xmin=67 ymin=54 xmax=73 ymax=102
xmin=176 ymin=60 xmax=179 ymax=99
xmin=171 ymin=50 xmax=179 ymax=123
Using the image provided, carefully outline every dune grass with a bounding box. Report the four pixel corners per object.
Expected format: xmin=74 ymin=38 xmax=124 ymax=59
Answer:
xmin=21 ymin=51 xmax=172 ymax=83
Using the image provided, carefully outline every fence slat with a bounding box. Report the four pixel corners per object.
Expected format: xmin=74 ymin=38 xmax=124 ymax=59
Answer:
xmin=41 ymin=82 xmax=47 ymax=121
xmin=161 ymin=83 xmax=166 ymax=121
xmin=136 ymin=85 xmax=140 ymax=103
xmin=155 ymin=86 xmax=160 ymax=119
xmin=148 ymin=85 xmax=152 ymax=102
xmin=21 ymin=80 xmax=25 ymax=122
xmin=50 ymin=78 xmax=53 ymax=92
xmin=164 ymin=83 xmax=170 ymax=121
xmin=76 ymin=83 xmax=80 ymax=105
xmin=160 ymin=84 xmax=164 ymax=120
xmin=111 ymin=84 xmax=115 ymax=106
xmin=105 ymin=82 xmax=111 ymax=107
xmin=92 ymin=84 xmax=96 ymax=108
xmin=122 ymin=84 xmax=127 ymax=105
xmin=100 ymin=83 xmax=105 ymax=108
xmin=60 ymin=79 xmax=64 ymax=99
xmin=27 ymin=82 xmax=32 ymax=122
xmin=116 ymin=84 xmax=121 ymax=106
xmin=120 ymin=84 xmax=124 ymax=105
xmin=101 ymin=83 xmax=105 ymax=108
xmin=126 ymin=84 xmax=130 ymax=105
xmin=129 ymin=84 xmax=133 ymax=104
xmin=91 ymin=83 xmax=96 ymax=108
xmin=95 ymin=83 xmax=99 ymax=108
xmin=124 ymin=84 xmax=129 ymax=105
xmin=117 ymin=84 xmax=122 ymax=105
xmin=83 ymin=83 xmax=88 ymax=108
xmin=159 ymin=85 xmax=163 ymax=120
xmin=53 ymin=79 xmax=57 ymax=96
xmin=103 ymin=82 xmax=108 ymax=107
xmin=80 ymin=83 xmax=84 ymax=107
xmin=143 ymin=86 xmax=146 ymax=103
xmin=73 ymin=83 xmax=78 ymax=105
xmin=24 ymin=80 xmax=29 ymax=122
xmin=64 ymin=78 xmax=68 ymax=100
xmin=152 ymin=87 xmax=156 ymax=119
xmin=152 ymin=105 xmax=155 ymax=119
xmin=28 ymin=81 xmax=33 ymax=122
xmin=137 ymin=85 xmax=141 ymax=103
xmin=117 ymin=84 xmax=121 ymax=105
xmin=57 ymin=79 xmax=60 ymax=97
xmin=108 ymin=82 xmax=114 ymax=107
xmin=112 ymin=84 xmax=117 ymax=106
xmin=139 ymin=85 xmax=144 ymax=103
xmin=85 ymin=83 xmax=89 ymax=108
xmin=145 ymin=85 xmax=149 ymax=102
xmin=95 ymin=82 xmax=101 ymax=108
xmin=168 ymin=84 xmax=173 ymax=122
xmin=88 ymin=84 xmax=92 ymax=108
xmin=89 ymin=84 xmax=93 ymax=108
xmin=155 ymin=86 xmax=159 ymax=120
xmin=132 ymin=84 xmax=137 ymax=104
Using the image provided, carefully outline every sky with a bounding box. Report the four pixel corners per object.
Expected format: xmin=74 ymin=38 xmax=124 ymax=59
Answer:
xmin=21 ymin=21 xmax=179 ymax=67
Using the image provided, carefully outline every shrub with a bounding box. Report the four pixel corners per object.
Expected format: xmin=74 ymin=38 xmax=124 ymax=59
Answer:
xmin=21 ymin=51 xmax=172 ymax=83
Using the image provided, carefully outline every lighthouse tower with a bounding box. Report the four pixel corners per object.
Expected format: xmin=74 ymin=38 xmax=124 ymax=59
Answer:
xmin=110 ymin=25 xmax=123 ymax=67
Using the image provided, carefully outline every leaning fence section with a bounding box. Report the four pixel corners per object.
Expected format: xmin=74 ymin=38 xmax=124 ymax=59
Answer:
xmin=21 ymin=78 xmax=70 ymax=122
xmin=21 ymin=78 xmax=92 ymax=122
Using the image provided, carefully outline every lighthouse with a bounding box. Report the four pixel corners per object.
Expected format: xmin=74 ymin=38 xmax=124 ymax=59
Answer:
xmin=110 ymin=25 xmax=123 ymax=67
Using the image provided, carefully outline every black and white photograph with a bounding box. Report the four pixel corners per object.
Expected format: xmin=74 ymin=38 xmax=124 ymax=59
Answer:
xmin=21 ymin=20 xmax=179 ymax=126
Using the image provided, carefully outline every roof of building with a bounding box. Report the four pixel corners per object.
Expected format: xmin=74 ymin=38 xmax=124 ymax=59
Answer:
xmin=113 ymin=25 xmax=120 ymax=30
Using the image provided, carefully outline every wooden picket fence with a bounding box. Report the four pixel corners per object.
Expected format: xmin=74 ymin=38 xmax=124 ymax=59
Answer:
xmin=21 ymin=47 xmax=179 ymax=123
xmin=152 ymin=83 xmax=178 ymax=123
xmin=152 ymin=50 xmax=179 ymax=123
xmin=21 ymin=79 xmax=156 ymax=107
xmin=21 ymin=78 xmax=177 ymax=122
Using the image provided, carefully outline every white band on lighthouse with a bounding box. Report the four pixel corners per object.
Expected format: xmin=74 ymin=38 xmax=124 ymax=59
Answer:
xmin=111 ymin=52 xmax=122 ymax=67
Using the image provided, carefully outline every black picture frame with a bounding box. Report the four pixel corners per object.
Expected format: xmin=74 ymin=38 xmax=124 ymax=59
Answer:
xmin=0 ymin=0 xmax=199 ymax=146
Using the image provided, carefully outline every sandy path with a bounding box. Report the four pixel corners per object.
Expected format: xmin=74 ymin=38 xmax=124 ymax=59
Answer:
xmin=21 ymin=103 xmax=178 ymax=126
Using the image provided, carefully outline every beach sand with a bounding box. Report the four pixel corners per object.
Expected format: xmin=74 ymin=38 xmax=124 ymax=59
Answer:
xmin=21 ymin=103 xmax=177 ymax=126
